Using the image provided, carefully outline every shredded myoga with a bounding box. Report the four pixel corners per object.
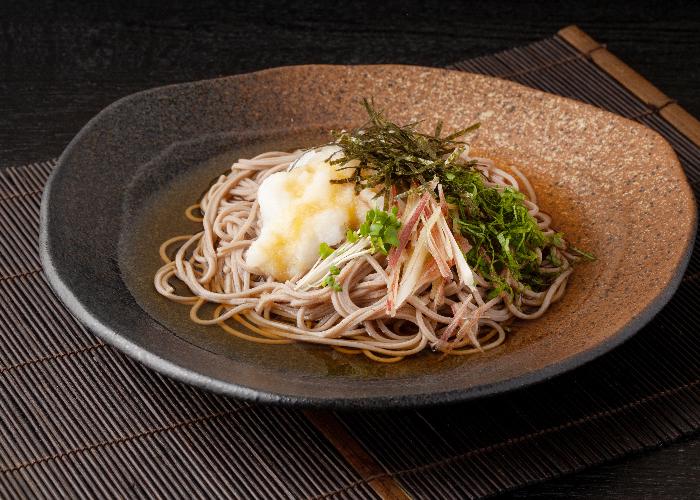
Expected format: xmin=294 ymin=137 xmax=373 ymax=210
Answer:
xmin=154 ymin=101 xmax=589 ymax=363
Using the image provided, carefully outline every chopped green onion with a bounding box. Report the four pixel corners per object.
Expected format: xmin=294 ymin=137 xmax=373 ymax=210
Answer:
xmin=356 ymin=207 xmax=402 ymax=255
xmin=321 ymin=265 xmax=342 ymax=291
xmin=319 ymin=242 xmax=334 ymax=259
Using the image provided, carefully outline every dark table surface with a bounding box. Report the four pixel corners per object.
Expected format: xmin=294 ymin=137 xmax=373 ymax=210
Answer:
xmin=2 ymin=1 xmax=698 ymax=497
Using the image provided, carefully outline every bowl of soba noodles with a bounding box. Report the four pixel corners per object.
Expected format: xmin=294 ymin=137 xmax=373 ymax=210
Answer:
xmin=40 ymin=65 xmax=696 ymax=408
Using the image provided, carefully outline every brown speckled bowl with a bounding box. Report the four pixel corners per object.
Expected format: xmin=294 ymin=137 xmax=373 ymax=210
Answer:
xmin=41 ymin=65 xmax=697 ymax=408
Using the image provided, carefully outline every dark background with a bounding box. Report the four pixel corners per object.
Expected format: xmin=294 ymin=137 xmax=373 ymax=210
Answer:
xmin=2 ymin=0 xmax=700 ymax=168
xmin=2 ymin=0 xmax=698 ymax=496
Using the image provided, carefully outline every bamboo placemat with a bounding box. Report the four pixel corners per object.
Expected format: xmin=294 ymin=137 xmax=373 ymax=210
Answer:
xmin=1 ymin=26 xmax=698 ymax=498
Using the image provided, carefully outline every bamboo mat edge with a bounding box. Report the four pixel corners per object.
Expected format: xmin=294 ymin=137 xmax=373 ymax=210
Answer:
xmin=558 ymin=25 xmax=700 ymax=147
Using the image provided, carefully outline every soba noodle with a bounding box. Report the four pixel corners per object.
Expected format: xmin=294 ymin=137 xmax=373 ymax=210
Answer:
xmin=154 ymin=149 xmax=578 ymax=363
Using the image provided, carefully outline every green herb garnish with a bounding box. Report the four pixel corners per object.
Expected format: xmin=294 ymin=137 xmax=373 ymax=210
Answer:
xmin=549 ymin=249 xmax=562 ymax=267
xmin=548 ymin=232 xmax=566 ymax=249
xmin=320 ymin=207 xmax=401 ymax=260
xmin=453 ymin=180 xmax=549 ymax=293
xmin=357 ymin=206 xmax=401 ymax=255
xmin=570 ymin=246 xmax=596 ymax=261
xmin=319 ymin=242 xmax=334 ymax=259
xmin=321 ymin=265 xmax=342 ymax=291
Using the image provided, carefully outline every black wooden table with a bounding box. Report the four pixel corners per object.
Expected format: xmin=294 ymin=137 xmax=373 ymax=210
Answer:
xmin=2 ymin=1 xmax=698 ymax=497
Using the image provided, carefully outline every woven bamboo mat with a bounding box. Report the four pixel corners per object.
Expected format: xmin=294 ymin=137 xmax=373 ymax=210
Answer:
xmin=1 ymin=26 xmax=699 ymax=498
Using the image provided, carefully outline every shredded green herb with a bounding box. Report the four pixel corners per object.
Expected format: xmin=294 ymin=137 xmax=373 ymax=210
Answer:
xmin=452 ymin=178 xmax=551 ymax=296
xmin=321 ymin=265 xmax=342 ymax=291
xmin=570 ymin=246 xmax=596 ymax=261
xmin=328 ymin=99 xmax=594 ymax=296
